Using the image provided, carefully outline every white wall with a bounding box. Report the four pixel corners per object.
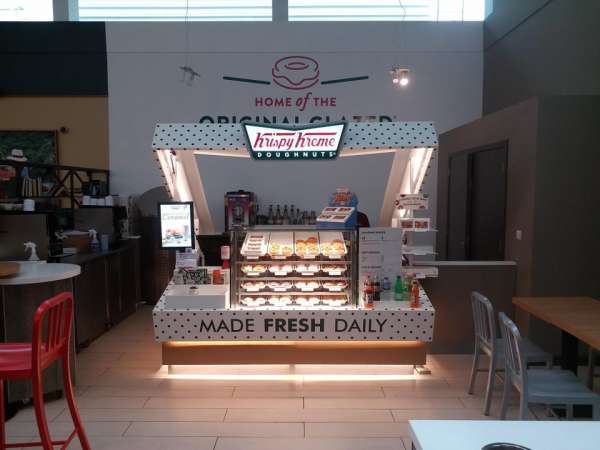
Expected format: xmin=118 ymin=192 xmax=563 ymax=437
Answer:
xmin=107 ymin=21 xmax=482 ymax=232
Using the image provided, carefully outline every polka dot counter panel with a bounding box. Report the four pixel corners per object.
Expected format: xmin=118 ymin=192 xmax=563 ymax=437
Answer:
xmin=153 ymin=289 xmax=435 ymax=342
xmin=151 ymin=122 xmax=438 ymax=151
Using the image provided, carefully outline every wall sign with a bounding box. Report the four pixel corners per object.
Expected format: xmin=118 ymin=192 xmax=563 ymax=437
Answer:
xmin=242 ymin=122 xmax=347 ymax=160
xmin=395 ymin=193 xmax=429 ymax=210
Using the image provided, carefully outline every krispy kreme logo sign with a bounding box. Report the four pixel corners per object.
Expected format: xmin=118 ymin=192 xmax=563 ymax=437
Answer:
xmin=242 ymin=122 xmax=347 ymax=160
xmin=222 ymin=55 xmax=368 ymax=113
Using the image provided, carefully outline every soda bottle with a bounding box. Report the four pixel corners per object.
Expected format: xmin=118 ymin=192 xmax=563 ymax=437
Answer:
xmin=411 ymin=280 xmax=420 ymax=307
xmin=373 ymin=275 xmax=381 ymax=301
xmin=394 ymin=275 xmax=404 ymax=301
xmin=363 ymin=275 xmax=374 ymax=309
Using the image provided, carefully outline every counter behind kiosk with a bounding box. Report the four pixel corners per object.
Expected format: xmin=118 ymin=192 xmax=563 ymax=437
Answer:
xmin=151 ymin=121 xmax=438 ymax=369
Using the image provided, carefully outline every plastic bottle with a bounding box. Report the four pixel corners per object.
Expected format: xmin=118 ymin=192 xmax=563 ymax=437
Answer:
xmin=394 ymin=275 xmax=404 ymax=301
xmin=88 ymin=229 xmax=100 ymax=253
xmin=24 ymin=242 xmax=40 ymax=261
xmin=267 ymin=205 xmax=274 ymax=225
xmin=373 ymin=275 xmax=381 ymax=301
xmin=411 ymin=280 xmax=420 ymax=308
xmin=363 ymin=275 xmax=374 ymax=309
xmin=382 ymin=277 xmax=391 ymax=291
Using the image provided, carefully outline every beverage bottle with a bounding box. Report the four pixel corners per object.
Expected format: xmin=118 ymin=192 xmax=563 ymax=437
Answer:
xmin=373 ymin=275 xmax=381 ymax=301
xmin=383 ymin=276 xmax=390 ymax=291
xmin=403 ymin=275 xmax=413 ymax=301
xmin=309 ymin=211 xmax=317 ymax=225
xmin=267 ymin=205 xmax=274 ymax=225
xmin=394 ymin=275 xmax=404 ymax=301
xmin=363 ymin=275 xmax=373 ymax=308
xmin=302 ymin=211 xmax=309 ymax=225
xmin=290 ymin=204 xmax=296 ymax=224
xmin=275 ymin=205 xmax=282 ymax=225
xmin=282 ymin=205 xmax=290 ymax=225
xmin=411 ymin=280 xmax=420 ymax=307
xmin=296 ymin=208 xmax=301 ymax=225
xmin=220 ymin=245 xmax=230 ymax=269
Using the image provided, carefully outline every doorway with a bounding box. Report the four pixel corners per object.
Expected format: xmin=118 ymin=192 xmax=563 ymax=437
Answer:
xmin=447 ymin=142 xmax=508 ymax=261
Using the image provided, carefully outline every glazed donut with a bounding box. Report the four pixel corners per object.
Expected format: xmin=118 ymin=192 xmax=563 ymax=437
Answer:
xmin=272 ymin=56 xmax=320 ymax=90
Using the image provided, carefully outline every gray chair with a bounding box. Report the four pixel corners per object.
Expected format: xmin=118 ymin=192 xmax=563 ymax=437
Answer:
xmin=499 ymin=312 xmax=600 ymax=420
xmin=468 ymin=292 xmax=552 ymax=415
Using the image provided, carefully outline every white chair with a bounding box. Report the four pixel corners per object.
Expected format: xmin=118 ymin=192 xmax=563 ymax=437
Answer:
xmin=499 ymin=312 xmax=600 ymax=420
xmin=468 ymin=292 xmax=552 ymax=415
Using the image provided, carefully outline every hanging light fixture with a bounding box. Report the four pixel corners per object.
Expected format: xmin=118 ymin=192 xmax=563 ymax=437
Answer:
xmin=390 ymin=67 xmax=410 ymax=87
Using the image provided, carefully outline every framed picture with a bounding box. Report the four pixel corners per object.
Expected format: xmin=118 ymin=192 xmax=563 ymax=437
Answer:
xmin=0 ymin=130 xmax=58 ymax=164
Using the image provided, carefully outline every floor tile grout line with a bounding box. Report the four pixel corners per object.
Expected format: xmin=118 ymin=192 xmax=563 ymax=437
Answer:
xmin=121 ymin=421 xmax=134 ymax=437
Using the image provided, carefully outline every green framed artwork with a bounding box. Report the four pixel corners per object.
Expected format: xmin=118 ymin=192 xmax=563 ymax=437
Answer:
xmin=0 ymin=130 xmax=58 ymax=164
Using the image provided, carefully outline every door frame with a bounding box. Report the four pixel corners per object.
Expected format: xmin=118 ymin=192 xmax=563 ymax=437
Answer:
xmin=446 ymin=140 xmax=509 ymax=260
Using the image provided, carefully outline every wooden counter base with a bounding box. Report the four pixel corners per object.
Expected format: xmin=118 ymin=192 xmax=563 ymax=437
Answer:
xmin=162 ymin=341 xmax=427 ymax=365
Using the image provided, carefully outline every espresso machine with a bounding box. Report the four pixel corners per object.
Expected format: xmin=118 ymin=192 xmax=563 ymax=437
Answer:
xmin=224 ymin=190 xmax=256 ymax=231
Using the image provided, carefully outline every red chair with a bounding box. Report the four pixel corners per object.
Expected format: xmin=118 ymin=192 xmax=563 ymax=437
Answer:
xmin=0 ymin=292 xmax=90 ymax=449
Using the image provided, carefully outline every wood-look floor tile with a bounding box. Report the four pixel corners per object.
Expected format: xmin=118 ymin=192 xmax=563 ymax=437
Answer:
xmin=144 ymin=397 xmax=303 ymax=409
xmin=305 ymin=422 xmax=410 ymax=438
xmin=67 ymin=436 xmax=216 ymax=450
xmin=305 ymin=397 xmax=464 ymax=409
xmin=126 ymin=421 xmax=304 ymax=437
xmin=55 ymin=408 xmax=226 ymax=422
xmin=383 ymin=387 xmax=470 ymax=398
xmin=83 ymin=386 xmax=234 ymax=398
xmin=71 ymin=396 xmax=148 ymax=409
xmin=392 ymin=408 xmax=490 ymax=421
xmin=225 ymin=408 xmax=394 ymax=422
xmin=5 ymin=421 xmax=131 ymax=438
xmin=233 ymin=388 xmax=384 ymax=398
xmin=215 ymin=437 xmax=405 ymax=450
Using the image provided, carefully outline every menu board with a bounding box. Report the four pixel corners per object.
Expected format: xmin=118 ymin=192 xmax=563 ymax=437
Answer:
xmin=159 ymin=202 xmax=195 ymax=249
xmin=358 ymin=228 xmax=403 ymax=302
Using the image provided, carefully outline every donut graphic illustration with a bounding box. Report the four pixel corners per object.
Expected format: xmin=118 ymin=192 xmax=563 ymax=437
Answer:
xmin=272 ymin=56 xmax=320 ymax=90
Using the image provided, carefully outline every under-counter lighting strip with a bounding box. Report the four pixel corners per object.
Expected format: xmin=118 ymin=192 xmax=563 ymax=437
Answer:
xmin=164 ymin=364 xmax=421 ymax=381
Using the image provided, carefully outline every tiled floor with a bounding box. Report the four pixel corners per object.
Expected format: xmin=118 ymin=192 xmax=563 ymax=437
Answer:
xmin=6 ymin=306 xmax=554 ymax=450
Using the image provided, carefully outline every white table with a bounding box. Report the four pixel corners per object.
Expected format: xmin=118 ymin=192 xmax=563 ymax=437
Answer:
xmin=0 ymin=262 xmax=80 ymax=285
xmin=409 ymin=420 xmax=600 ymax=450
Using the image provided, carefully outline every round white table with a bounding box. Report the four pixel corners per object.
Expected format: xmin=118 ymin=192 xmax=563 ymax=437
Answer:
xmin=0 ymin=262 xmax=82 ymax=405
xmin=0 ymin=262 xmax=81 ymax=286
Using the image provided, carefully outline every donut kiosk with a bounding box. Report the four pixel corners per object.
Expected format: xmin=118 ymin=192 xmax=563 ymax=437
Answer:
xmin=152 ymin=121 xmax=438 ymax=370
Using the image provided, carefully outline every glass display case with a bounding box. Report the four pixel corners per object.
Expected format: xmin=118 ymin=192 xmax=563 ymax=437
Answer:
xmin=230 ymin=226 xmax=358 ymax=309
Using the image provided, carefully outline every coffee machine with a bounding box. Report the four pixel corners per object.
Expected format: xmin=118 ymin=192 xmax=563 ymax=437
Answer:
xmin=224 ymin=190 xmax=256 ymax=231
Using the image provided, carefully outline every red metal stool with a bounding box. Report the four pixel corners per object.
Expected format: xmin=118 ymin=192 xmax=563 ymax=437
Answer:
xmin=0 ymin=292 xmax=90 ymax=449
